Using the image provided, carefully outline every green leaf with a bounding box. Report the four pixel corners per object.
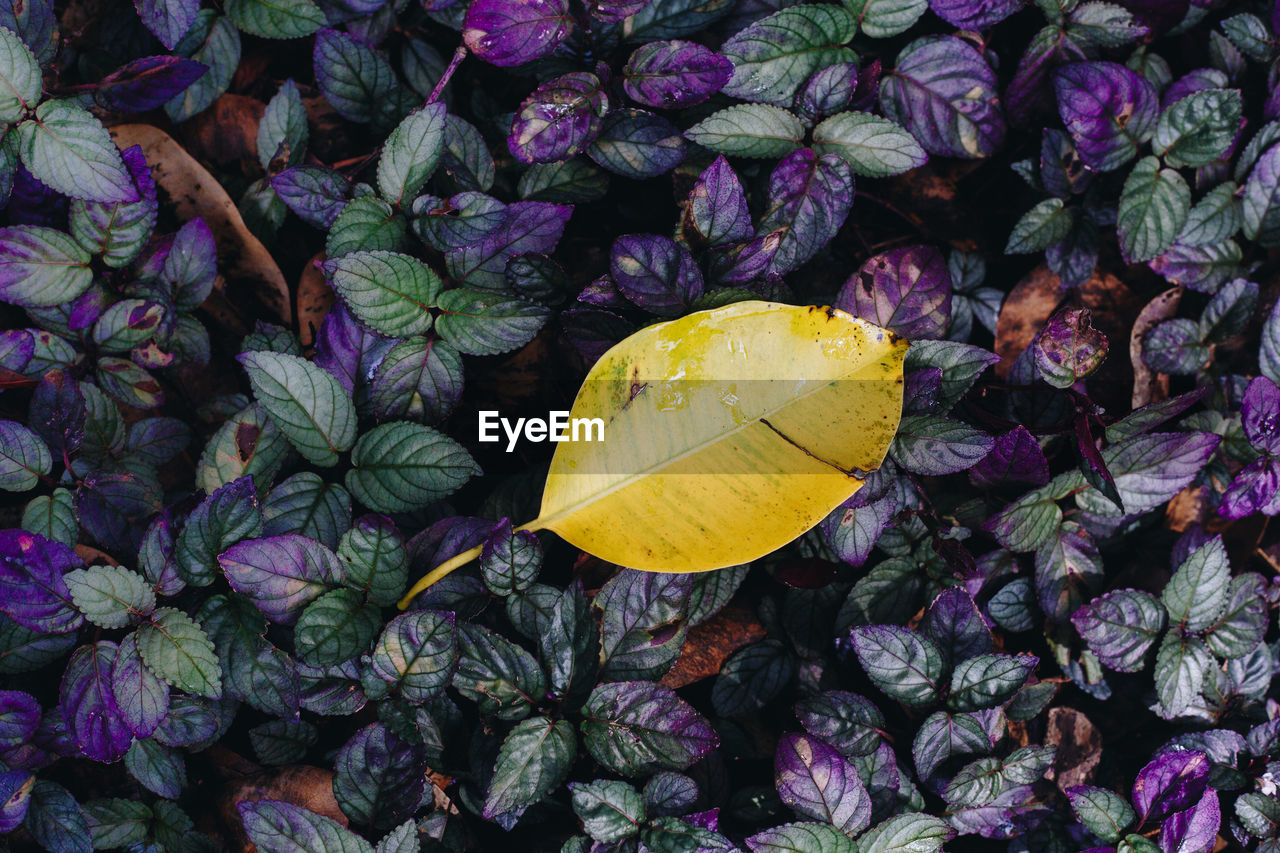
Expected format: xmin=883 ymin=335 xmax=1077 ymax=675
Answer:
xmin=165 ymin=12 xmax=241 ymax=122
xmin=0 ymin=420 xmax=51 ymax=492
xmin=325 ymin=196 xmax=405 ymax=258
xmin=581 ymin=681 xmax=717 ymax=776
xmin=92 ymin=299 xmax=166 ymax=353
xmin=1005 ymin=199 xmax=1075 ymax=253
xmin=338 ymin=517 xmax=407 ymax=607
xmin=0 ymin=26 xmax=42 ymax=123
xmin=25 ymin=780 xmax=91 ymax=853
xmin=947 ymin=654 xmax=1036 ymax=711
xmin=1180 ymin=183 xmax=1241 ymax=247
xmin=84 ymin=799 xmax=152 ymax=850
xmin=1067 ymin=785 xmax=1135 ymax=843
xmin=1205 ymin=573 xmax=1267 ymax=658
xmin=240 ymin=351 xmax=357 ymax=467
xmin=370 ymin=610 xmax=457 ymax=703
xmin=480 ymin=522 xmax=542 ymax=597
xmin=345 ymin=421 xmax=477 ymax=513
xmin=434 ymin=288 xmax=551 ymax=356
xmin=1236 ymin=792 xmax=1280 ymax=840
xmin=177 ymin=477 xmax=263 ymax=587
xmin=378 ymin=103 xmax=447 ymax=205
xmin=570 ymin=780 xmax=645 ymax=843
xmin=1161 ymin=536 xmax=1230 ymax=633
xmin=455 ymin=621 xmax=547 ymax=719
xmin=262 ymin=472 xmax=351 ymax=549
xmin=65 ymin=566 xmax=156 ymax=629
xmin=225 ymin=0 xmax=324 ymax=39
xmin=685 ymin=104 xmax=805 ymax=159
xmin=1154 ymin=89 xmax=1243 ymax=168
xmin=812 ymin=112 xmax=927 ymax=177
xmin=849 ymin=626 xmax=946 ymax=707
xmin=1117 ymin=156 xmax=1190 ymax=263
xmin=196 ymin=403 xmax=290 ymax=494
xmin=891 ymin=415 xmax=994 ymax=476
xmin=323 ymin=251 xmax=441 ymax=338
xmin=483 ymin=716 xmax=576 ymax=820
xmin=22 ymin=487 xmax=77 ymax=545
xmin=249 ymin=719 xmax=318 ymax=765
xmin=0 ymin=225 xmax=93 ymax=307
xmin=747 ymin=822 xmax=856 ymax=853
xmin=1153 ymin=632 xmax=1211 ymax=719
xmin=125 ymin=737 xmax=186 ymax=799
xmin=17 ymin=100 xmax=139 ymax=203
xmin=258 ymin=79 xmax=308 ymax=169
xmin=640 ymin=817 xmax=732 ymax=851
xmin=374 ymin=822 xmax=419 ymax=853
xmin=239 ymin=799 xmax=374 ymax=853
xmin=842 ymin=0 xmax=929 ymax=38
xmin=720 ymin=6 xmax=857 ymax=107
xmin=294 ymin=588 xmax=380 ymax=667
xmin=137 ymin=607 xmax=223 ymax=699
xmin=856 ymin=813 xmax=953 ymax=853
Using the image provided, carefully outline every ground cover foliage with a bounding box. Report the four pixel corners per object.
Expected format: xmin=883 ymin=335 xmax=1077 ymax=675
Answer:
xmin=1 ymin=0 xmax=1280 ymax=851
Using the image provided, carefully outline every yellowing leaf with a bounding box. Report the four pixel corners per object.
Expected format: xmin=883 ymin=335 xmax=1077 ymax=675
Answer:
xmin=400 ymin=301 xmax=906 ymax=607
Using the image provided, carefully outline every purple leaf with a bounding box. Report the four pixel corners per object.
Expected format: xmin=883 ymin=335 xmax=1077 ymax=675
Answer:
xmin=759 ymin=149 xmax=855 ymax=274
xmin=1054 ymin=62 xmax=1158 ymax=173
xmin=1072 ymin=589 xmax=1167 ymax=673
xmin=314 ymin=304 xmax=399 ymax=398
xmin=1162 ymin=69 xmax=1230 ymax=109
xmin=581 ymin=681 xmax=718 ymax=775
xmin=588 ymin=0 xmax=650 ymax=21
xmin=622 ymin=41 xmax=732 ymax=110
xmin=1100 ymin=432 xmax=1220 ymax=516
xmin=796 ymin=62 xmax=857 ymax=124
xmin=163 ymin=217 xmax=217 ymax=311
xmin=446 ymin=201 xmax=572 ymax=291
xmin=110 ymin=633 xmax=170 ymax=740
xmin=94 ymin=56 xmax=207 ymax=113
xmin=0 ymin=531 xmax=83 ymax=634
xmin=508 ymin=72 xmax=608 ymax=164
xmin=835 ymin=244 xmax=951 ymax=339
xmin=1219 ymin=457 xmax=1280 ymax=519
xmin=707 ymin=232 xmax=784 ymax=286
xmin=970 ymin=426 xmax=1050 ymax=488
xmin=880 ymin=35 xmax=1005 ymax=159
xmin=1120 ymin=0 xmax=1190 ymax=36
xmin=29 ymin=369 xmax=86 ymax=456
xmin=929 ymin=0 xmax=1026 ymax=30
xmin=1132 ymin=750 xmax=1210 ymax=823
xmin=683 ymin=156 xmax=752 ymax=249
xmin=920 ymin=587 xmax=993 ymax=667
xmin=610 ymin=233 xmax=704 ymax=316
xmin=1033 ymin=308 xmax=1109 ymax=389
xmin=133 ymin=0 xmax=200 ymax=50
xmin=1241 ymin=375 xmax=1280 ymax=454
xmin=60 ymin=642 xmax=132 ymax=762
xmin=587 ymin=109 xmax=687 ymax=180
xmin=774 ymin=733 xmax=871 ymax=835
xmin=0 ymin=691 xmax=40 ymax=748
xmin=272 ymin=166 xmax=351 ymax=230
xmin=218 ymin=534 xmax=344 ymax=624
xmin=463 ymin=0 xmax=573 ymax=68
xmin=0 ymin=771 xmax=32 ymax=833
xmin=1160 ymin=789 xmax=1219 ymax=853
xmin=7 ymin=167 xmax=68 ymax=229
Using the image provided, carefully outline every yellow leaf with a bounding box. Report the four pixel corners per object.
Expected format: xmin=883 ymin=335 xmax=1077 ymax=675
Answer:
xmin=400 ymin=301 xmax=906 ymax=608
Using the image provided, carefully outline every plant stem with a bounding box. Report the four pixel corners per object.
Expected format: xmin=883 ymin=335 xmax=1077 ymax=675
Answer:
xmin=428 ymin=46 xmax=467 ymax=105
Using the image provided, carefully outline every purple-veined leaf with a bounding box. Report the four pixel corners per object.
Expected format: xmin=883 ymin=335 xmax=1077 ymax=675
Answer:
xmin=1160 ymin=789 xmax=1219 ymax=853
xmin=683 ymin=155 xmax=751 ymax=248
xmin=623 ymin=40 xmax=732 ymax=109
xmin=508 ymin=72 xmax=608 ymax=165
xmin=218 ymin=534 xmax=344 ymax=624
xmin=94 ymin=56 xmax=207 ymax=113
xmin=880 ymin=35 xmax=1005 ymax=159
xmin=970 ymin=426 xmax=1050 ymax=487
xmin=1132 ymin=750 xmax=1210 ymax=823
xmin=835 ymin=244 xmax=951 ymax=339
xmin=759 ymin=149 xmax=854 ymax=275
xmin=134 ymin=0 xmax=200 ymax=50
xmin=775 ymin=733 xmax=871 ymax=834
xmin=1053 ymin=61 xmax=1158 ymax=172
xmin=60 ymin=641 xmax=132 ymax=762
xmin=463 ymin=0 xmax=573 ymax=68
xmin=587 ymin=109 xmax=686 ymax=180
xmin=0 ymin=530 xmax=83 ymax=634
xmin=928 ymin=0 xmax=1025 ymax=30
xmin=1072 ymin=589 xmax=1166 ymax=672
